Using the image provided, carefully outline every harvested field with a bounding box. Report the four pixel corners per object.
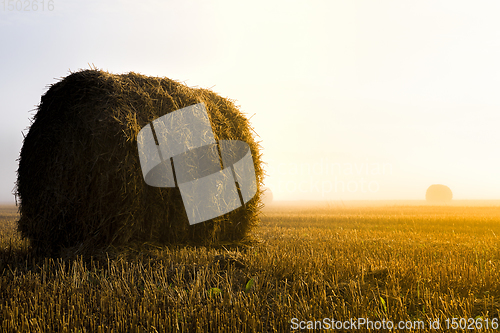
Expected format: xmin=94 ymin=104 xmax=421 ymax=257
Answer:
xmin=1 ymin=202 xmax=500 ymax=332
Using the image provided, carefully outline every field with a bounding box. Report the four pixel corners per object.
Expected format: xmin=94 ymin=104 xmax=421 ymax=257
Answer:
xmin=1 ymin=201 xmax=500 ymax=332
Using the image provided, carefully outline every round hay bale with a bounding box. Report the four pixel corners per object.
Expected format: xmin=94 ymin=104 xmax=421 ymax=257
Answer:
xmin=261 ymin=187 xmax=273 ymax=206
xmin=15 ymin=69 xmax=264 ymax=257
xmin=425 ymin=184 xmax=453 ymax=203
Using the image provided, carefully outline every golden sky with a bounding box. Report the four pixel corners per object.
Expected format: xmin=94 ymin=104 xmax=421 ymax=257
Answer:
xmin=1 ymin=0 xmax=499 ymax=201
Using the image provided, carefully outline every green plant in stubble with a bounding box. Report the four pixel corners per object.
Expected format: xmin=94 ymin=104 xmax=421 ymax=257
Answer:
xmin=245 ymin=278 xmax=255 ymax=293
xmin=380 ymin=296 xmax=387 ymax=314
xmin=208 ymin=287 xmax=222 ymax=297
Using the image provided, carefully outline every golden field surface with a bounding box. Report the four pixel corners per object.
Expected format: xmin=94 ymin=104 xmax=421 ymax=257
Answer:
xmin=1 ymin=202 xmax=500 ymax=332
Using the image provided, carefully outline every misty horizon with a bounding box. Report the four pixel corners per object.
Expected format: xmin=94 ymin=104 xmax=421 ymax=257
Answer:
xmin=2 ymin=1 xmax=500 ymax=203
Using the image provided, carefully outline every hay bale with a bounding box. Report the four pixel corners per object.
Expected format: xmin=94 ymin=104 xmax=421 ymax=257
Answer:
xmin=426 ymin=184 xmax=453 ymax=203
xmin=15 ymin=69 xmax=264 ymax=257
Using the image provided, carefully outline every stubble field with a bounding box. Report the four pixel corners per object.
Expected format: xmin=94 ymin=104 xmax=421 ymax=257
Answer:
xmin=1 ymin=202 xmax=500 ymax=332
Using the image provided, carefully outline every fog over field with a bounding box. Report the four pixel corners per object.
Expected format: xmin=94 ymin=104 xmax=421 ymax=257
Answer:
xmin=1 ymin=0 xmax=500 ymax=203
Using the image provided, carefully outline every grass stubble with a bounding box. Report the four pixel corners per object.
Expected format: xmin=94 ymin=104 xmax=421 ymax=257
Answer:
xmin=1 ymin=203 xmax=500 ymax=332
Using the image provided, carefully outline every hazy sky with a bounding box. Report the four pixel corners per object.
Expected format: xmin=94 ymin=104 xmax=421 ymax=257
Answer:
xmin=1 ymin=0 xmax=500 ymax=202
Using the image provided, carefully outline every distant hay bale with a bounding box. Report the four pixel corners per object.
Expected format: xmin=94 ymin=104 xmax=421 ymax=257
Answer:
xmin=426 ymin=184 xmax=453 ymax=203
xmin=262 ymin=187 xmax=273 ymax=206
xmin=16 ymin=69 xmax=264 ymax=257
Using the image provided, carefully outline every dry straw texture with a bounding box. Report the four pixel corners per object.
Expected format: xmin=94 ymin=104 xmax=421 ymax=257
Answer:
xmin=2 ymin=204 xmax=500 ymax=331
xmin=16 ymin=69 xmax=263 ymax=258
